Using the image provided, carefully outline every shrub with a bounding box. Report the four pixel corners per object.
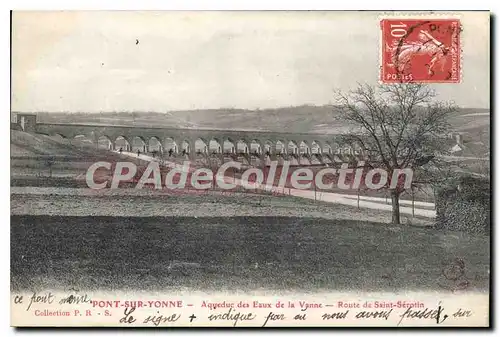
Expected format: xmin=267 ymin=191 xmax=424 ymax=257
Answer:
xmin=435 ymin=176 xmax=490 ymax=234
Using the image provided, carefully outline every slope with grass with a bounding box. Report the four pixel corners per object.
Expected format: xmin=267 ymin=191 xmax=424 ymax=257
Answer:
xmin=11 ymin=130 xmax=150 ymax=178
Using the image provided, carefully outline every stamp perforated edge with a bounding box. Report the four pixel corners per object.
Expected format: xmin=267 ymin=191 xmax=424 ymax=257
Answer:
xmin=378 ymin=12 xmax=464 ymax=84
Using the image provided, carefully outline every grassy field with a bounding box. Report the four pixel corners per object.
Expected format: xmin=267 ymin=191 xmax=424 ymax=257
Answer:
xmin=11 ymin=214 xmax=489 ymax=293
xmin=11 ymin=191 xmax=434 ymax=226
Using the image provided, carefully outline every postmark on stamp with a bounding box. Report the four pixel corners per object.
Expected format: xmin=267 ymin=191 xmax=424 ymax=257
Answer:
xmin=381 ymin=18 xmax=461 ymax=83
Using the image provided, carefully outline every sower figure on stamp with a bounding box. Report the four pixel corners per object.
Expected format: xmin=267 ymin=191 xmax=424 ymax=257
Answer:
xmin=386 ymin=30 xmax=449 ymax=76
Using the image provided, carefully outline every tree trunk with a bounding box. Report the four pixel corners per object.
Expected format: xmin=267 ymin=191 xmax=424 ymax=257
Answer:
xmin=391 ymin=190 xmax=401 ymax=225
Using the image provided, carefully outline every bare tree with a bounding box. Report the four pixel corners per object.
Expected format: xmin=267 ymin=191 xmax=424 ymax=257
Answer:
xmin=335 ymin=83 xmax=457 ymax=224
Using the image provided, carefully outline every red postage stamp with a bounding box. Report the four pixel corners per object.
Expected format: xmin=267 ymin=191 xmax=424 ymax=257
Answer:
xmin=381 ymin=19 xmax=461 ymax=83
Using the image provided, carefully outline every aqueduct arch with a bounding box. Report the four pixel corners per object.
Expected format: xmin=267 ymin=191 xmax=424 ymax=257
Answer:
xmin=275 ymin=140 xmax=286 ymax=155
xmin=147 ymin=136 xmax=162 ymax=153
xmin=299 ymin=141 xmax=311 ymax=155
xmin=287 ymin=140 xmax=299 ymax=155
xmin=311 ymin=140 xmax=322 ymax=154
xmin=209 ymin=138 xmax=222 ymax=154
xmin=131 ymin=136 xmax=147 ymax=153
xmin=164 ymin=137 xmax=178 ymax=154
xmin=223 ymin=138 xmax=236 ymax=154
xmin=236 ymin=139 xmax=249 ymax=154
xmin=250 ymin=140 xmax=262 ymax=155
xmin=182 ymin=139 xmax=193 ymax=156
xmin=98 ymin=135 xmax=113 ymax=150
xmin=114 ymin=136 xmax=131 ymax=151
xmin=73 ymin=134 xmax=94 ymax=148
xmin=263 ymin=140 xmax=274 ymax=156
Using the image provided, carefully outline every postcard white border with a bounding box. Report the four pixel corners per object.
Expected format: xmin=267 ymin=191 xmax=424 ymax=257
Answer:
xmin=3 ymin=1 xmax=497 ymax=336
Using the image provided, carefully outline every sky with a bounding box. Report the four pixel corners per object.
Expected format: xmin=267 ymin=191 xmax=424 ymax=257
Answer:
xmin=11 ymin=11 xmax=490 ymax=112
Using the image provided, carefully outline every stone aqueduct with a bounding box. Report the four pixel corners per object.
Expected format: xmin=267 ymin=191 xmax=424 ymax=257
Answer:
xmin=16 ymin=114 xmax=361 ymax=163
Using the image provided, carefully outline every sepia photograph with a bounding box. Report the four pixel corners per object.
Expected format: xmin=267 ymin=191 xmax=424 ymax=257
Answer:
xmin=9 ymin=10 xmax=491 ymax=327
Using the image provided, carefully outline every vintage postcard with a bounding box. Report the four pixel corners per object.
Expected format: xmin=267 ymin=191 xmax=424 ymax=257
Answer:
xmin=10 ymin=11 xmax=490 ymax=327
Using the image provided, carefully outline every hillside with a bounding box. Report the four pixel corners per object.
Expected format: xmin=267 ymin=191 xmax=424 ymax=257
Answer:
xmin=13 ymin=106 xmax=490 ymax=158
xmin=11 ymin=130 xmax=112 ymax=158
xmin=19 ymin=106 xmax=345 ymax=134
xmin=10 ymin=130 xmax=149 ymax=180
xmin=18 ymin=105 xmax=489 ymax=134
